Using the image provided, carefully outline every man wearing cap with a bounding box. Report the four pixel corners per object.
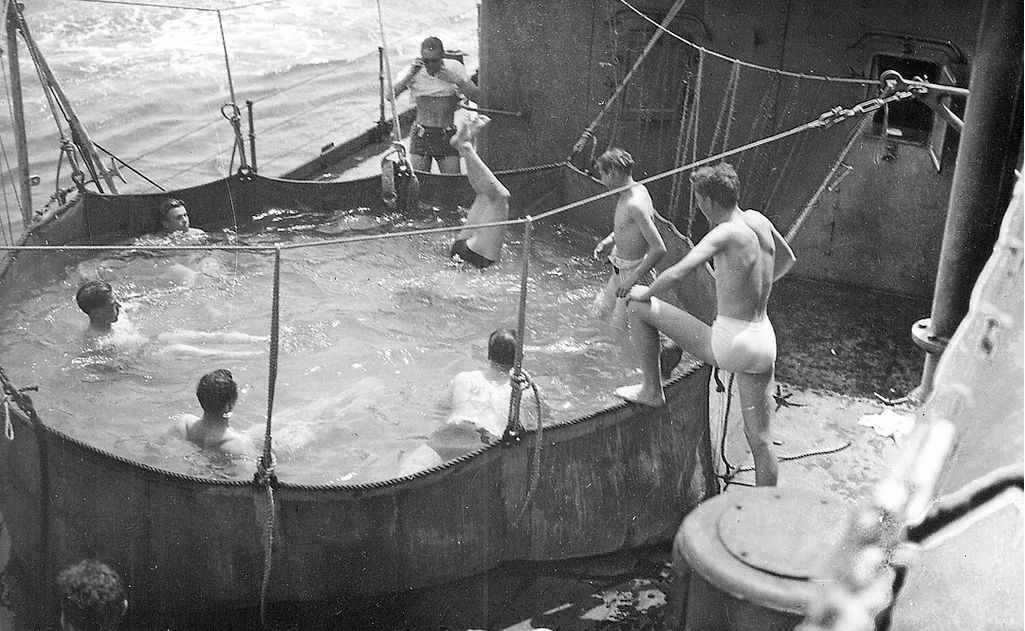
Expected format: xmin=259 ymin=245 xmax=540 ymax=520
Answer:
xmin=392 ymin=36 xmax=480 ymax=173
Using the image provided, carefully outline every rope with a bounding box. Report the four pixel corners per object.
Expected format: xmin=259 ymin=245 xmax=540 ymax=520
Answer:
xmin=616 ymin=0 xmax=877 ymax=86
xmin=707 ymin=62 xmax=740 ymax=159
xmin=374 ymin=0 xmax=404 ymax=145
xmin=0 ymin=91 xmax=918 ymax=259
xmin=503 ymin=218 xmax=533 ymax=441
xmin=91 ymin=141 xmax=164 ymax=191
xmin=785 ymin=115 xmax=872 ymax=242
xmin=515 ymin=369 xmax=545 ymax=523
xmin=685 ymin=50 xmax=704 ymax=239
xmin=216 ymin=10 xmax=238 ymax=108
xmin=569 ymin=0 xmax=688 ymax=159
xmin=255 ymin=243 xmax=281 ymax=629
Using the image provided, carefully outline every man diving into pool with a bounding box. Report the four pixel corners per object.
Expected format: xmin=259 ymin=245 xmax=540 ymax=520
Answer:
xmin=616 ymin=163 xmax=795 ymax=486
xmin=448 ymin=113 xmax=510 ymax=268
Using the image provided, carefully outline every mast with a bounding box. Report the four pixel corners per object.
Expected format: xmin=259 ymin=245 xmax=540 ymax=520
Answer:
xmin=5 ymin=1 xmax=31 ymax=225
xmin=12 ymin=4 xmax=119 ymax=194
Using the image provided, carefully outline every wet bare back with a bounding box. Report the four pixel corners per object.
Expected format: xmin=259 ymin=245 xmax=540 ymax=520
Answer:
xmin=712 ymin=210 xmax=777 ymax=322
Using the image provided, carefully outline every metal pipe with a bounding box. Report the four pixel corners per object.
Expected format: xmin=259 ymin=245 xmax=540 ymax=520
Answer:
xmin=916 ymin=0 xmax=1024 ymax=398
xmin=6 ymin=2 xmax=30 ymax=225
xmin=246 ymin=99 xmax=257 ymax=173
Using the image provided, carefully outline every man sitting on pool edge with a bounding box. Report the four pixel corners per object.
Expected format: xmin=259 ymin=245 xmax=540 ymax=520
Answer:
xmin=448 ymin=113 xmax=510 ymax=269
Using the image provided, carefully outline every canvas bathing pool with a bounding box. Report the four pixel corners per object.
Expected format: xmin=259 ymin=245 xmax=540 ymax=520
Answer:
xmin=0 ymin=209 xmax=652 ymax=485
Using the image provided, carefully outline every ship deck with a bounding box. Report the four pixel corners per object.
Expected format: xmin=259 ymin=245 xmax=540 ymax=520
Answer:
xmin=144 ymin=277 xmax=926 ymax=630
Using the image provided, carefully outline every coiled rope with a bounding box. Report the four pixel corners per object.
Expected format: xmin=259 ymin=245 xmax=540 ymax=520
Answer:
xmin=714 ymin=371 xmax=854 ymax=488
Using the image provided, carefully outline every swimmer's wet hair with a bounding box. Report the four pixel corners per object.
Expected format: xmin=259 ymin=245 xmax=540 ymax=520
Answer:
xmin=690 ymin=162 xmax=740 ymax=208
xmin=158 ymin=197 xmax=187 ymax=221
xmin=57 ymin=559 xmax=126 ymax=631
xmin=196 ymin=368 xmax=239 ymax=415
xmin=75 ymin=280 xmax=114 ymax=314
xmin=488 ymin=328 xmax=517 ymax=369
xmin=596 ymin=148 xmax=634 ymax=175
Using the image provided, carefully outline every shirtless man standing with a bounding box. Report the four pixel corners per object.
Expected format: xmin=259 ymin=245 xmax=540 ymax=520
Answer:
xmin=591 ymin=148 xmax=668 ymax=328
xmin=392 ymin=36 xmax=480 ymax=173
xmin=176 ymin=369 xmax=256 ymax=458
xmin=616 ymin=163 xmax=795 ymax=486
xmin=448 ymin=113 xmax=510 ymax=268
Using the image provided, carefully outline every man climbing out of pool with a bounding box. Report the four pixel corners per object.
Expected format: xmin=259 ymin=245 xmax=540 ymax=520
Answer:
xmin=616 ymin=163 xmax=795 ymax=486
xmin=448 ymin=113 xmax=510 ymax=268
xmin=176 ymin=369 xmax=257 ymax=458
xmin=76 ymin=280 xmax=122 ymax=335
xmin=592 ymin=147 xmax=667 ymax=324
xmin=591 ymin=147 xmax=683 ymax=378
xmin=392 ymin=36 xmax=480 ymax=173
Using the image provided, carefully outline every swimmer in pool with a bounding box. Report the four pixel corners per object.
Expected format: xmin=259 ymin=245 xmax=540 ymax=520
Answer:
xmin=175 ymin=369 xmax=256 ymax=458
xmin=76 ymin=280 xmax=122 ymax=335
xmin=617 ymin=163 xmax=796 ymax=486
xmin=448 ymin=113 xmax=510 ymax=268
xmin=427 ymin=328 xmax=546 ymax=461
xmin=154 ymin=198 xmax=206 ymax=240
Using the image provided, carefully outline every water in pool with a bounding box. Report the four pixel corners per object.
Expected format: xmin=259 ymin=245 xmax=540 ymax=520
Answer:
xmin=0 ymin=210 xmax=655 ymax=484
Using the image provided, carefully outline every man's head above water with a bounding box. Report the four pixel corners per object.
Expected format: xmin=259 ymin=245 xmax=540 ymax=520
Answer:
xmin=75 ymin=280 xmax=120 ymax=332
xmin=158 ymin=198 xmax=191 ymax=234
xmin=487 ymin=328 xmax=516 ymax=369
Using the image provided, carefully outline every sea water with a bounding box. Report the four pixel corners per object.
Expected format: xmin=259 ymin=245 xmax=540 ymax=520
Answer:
xmin=0 ymin=211 xmax=647 ymax=484
xmin=4 ymin=0 xmax=480 ymax=212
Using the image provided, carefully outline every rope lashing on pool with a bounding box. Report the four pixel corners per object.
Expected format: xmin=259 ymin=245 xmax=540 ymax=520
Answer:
xmin=615 ymin=0 xmax=879 ymax=87
xmin=255 ymin=243 xmax=281 ymax=630
xmin=503 ymin=218 xmax=534 ymax=443
xmin=514 ymin=368 xmax=545 ymax=523
xmin=568 ymin=0 xmax=689 ymax=162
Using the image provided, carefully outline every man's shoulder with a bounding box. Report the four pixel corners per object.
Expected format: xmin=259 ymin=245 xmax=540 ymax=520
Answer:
xmin=175 ymin=413 xmax=200 ymax=435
